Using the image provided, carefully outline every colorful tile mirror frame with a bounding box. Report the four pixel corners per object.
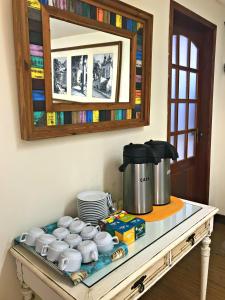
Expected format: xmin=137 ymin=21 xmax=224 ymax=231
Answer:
xmin=13 ymin=0 xmax=153 ymax=139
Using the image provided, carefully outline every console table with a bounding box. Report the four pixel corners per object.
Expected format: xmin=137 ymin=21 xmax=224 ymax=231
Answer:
xmin=10 ymin=200 xmax=218 ymax=300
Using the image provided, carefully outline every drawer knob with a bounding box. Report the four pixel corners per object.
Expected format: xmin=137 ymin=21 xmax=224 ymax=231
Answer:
xmin=186 ymin=233 xmax=196 ymax=246
xmin=138 ymin=283 xmax=145 ymax=293
xmin=131 ymin=275 xmax=147 ymax=293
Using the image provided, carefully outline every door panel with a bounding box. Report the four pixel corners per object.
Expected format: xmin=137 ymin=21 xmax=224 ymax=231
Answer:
xmin=168 ymin=2 xmax=216 ymax=204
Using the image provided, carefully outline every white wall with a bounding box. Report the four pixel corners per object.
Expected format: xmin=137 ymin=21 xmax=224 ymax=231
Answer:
xmin=0 ymin=0 xmax=225 ymax=299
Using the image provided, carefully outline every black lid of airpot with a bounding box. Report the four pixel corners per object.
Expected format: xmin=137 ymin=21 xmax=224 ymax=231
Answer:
xmin=119 ymin=143 xmax=160 ymax=172
xmin=145 ymin=140 xmax=178 ymax=161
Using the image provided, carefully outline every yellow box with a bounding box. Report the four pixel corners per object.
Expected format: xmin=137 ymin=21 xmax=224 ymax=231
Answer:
xmin=115 ymin=227 xmax=135 ymax=245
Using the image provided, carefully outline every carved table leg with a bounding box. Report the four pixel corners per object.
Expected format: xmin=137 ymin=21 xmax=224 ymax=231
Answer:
xmin=21 ymin=283 xmax=33 ymax=300
xmin=16 ymin=260 xmax=34 ymax=300
xmin=200 ymin=236 xmax=211 ymax=300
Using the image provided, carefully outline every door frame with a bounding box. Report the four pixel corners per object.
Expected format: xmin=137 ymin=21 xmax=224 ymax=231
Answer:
xmin=167 ymin=1 xmax=217 ymax=204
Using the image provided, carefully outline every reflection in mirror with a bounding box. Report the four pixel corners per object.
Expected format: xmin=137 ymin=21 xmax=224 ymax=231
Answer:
xmin=50 ymin=18 xmax=130 ymax=104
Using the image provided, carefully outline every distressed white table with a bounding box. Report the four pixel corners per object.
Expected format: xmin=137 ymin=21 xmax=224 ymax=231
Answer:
xmin=10 ymin=200 xmax=218 ymax=300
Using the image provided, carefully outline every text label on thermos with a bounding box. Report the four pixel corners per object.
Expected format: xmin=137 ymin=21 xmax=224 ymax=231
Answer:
xmin=140 ymin=177 xmax=150 ymax=183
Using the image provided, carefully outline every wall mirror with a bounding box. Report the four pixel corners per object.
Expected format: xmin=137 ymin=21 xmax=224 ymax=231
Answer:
xmin=13 ymin=0 xmax=153 ymax=140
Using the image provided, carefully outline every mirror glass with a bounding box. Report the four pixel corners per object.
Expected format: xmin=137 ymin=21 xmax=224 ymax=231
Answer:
xmin=50 ymin=18 xmax=131 ymax=104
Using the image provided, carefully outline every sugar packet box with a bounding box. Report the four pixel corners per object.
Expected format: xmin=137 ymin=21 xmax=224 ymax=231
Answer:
xmin=99 ymin=212 xmax=145 ymax=245
xmin=99 ymin=210 xmax=128 ymax=230
xmin=129 ymin=218 xmax=146 ymax=240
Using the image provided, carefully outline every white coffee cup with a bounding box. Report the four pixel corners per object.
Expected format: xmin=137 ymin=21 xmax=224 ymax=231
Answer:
xmin=77 ymin=240 xmax=98 ymax=263
xmin=64 ymin=234 xmax=82 ymax=249
xmin=58 ymin=249 xmax=82 ymax=272
xmin=94 ymin=232 xmax=119 ymax=253
xmin=57 ymin=216 xmax=79 ymax=228
xmin=45 ymin=240 xmax=69 ymax=262
xmin=80 ymin=225 xmax=101 ymax=240
xmin=53 ymin=227 xmax=70 ymax=240
xmin=35 ymin=234 xmax=56 ymax=256
xmin=69 ymin=220 xmax=91 ymax=234
xmin=19 ymin=227 xmax=44 ymax=247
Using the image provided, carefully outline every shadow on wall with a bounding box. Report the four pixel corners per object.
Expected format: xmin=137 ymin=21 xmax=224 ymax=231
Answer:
xmin=103 ymin=158 xmax=123 ymax=209
xmin=62 ymin=158 xmax=123 ymax=217
xmin=64 ymin=197 xmax=77 ymax=217
xmin=0 ymin=253 xmax=21 ymax=300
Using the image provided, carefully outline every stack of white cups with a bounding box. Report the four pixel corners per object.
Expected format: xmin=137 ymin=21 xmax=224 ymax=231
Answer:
xmin=19 ymin=215 xmax=119 ymax=273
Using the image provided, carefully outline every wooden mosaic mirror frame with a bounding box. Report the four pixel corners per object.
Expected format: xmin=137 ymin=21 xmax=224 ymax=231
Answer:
xmin=12 ymin=0 xmax=153 ymax=140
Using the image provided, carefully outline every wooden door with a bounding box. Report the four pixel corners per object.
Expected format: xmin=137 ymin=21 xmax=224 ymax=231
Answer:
xmin=168 ymin=2 xmax=216 ymax=204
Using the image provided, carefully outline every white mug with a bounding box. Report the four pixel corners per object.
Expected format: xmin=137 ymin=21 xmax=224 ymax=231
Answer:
xmin=57 ymin=216 xmax=79 ymax=228
xmin=58 ymin=249 xmax=82 ymax=272
xmin=64 ymin=234 xmax=82 ymax=249
xmin=69 ymin=220 xmax=91 ymax=234
xmin=35 ymin=234 xmax=56 ymax=256
xmin=45 ymin=240 xmax=69 ymax=262
xmin=94 ymin=232 xmax=119 ymax=253
xmin=53 ymin=227 xmax=70 ymax=240
xmin=19 ymin=227 xmax=44 ymax=247
xmin=77 ymin=240 xmax=98 ymax=264
xmin=80 ymin=225 xmax=100 ymax=240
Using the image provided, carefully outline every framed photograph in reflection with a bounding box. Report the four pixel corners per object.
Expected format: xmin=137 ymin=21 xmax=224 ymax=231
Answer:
xmin=71 ymin=55 xmax=88 ymax=97
xmin=53 ymin=57 xmax=67 ymax=95
xmin=51 ymin=41 xmax=122 ymax=103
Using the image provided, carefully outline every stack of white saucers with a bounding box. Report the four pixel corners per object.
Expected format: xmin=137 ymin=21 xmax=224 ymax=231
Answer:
xmin=77 ymin=191 xmax=110 ymax=226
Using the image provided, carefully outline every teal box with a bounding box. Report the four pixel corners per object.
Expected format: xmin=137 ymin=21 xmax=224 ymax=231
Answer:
xmin=114 ymin=222 xmax=134 ymax=233
xmin=129 ymin=218 xmax=146 ymax=239
xmin=106 ymin=218 xmax=145 ymax=243
xmin=105 ymin=219 xmax=124 ymax=236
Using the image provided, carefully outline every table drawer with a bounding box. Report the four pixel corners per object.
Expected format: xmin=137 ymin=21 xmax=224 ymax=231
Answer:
xmin=112 ymin=255 xmax=169 ymax=300
xmin=171 ymin=221 xmax=210 ymax=262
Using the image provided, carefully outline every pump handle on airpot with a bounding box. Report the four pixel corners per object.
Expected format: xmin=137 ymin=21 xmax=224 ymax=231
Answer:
xmin=145 ymin=140 xmax=178 ymax=161
xmin=119 ymin=161 xmax=129 ymax=172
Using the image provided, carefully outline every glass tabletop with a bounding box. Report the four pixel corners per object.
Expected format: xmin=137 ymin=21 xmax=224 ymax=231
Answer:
xmin=83 ymin=201 xmax=201 ymax=287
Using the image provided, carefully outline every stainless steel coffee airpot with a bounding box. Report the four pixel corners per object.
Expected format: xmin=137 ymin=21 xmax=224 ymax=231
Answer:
xmin=119 ymin=144 xmax=159 ymax=214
